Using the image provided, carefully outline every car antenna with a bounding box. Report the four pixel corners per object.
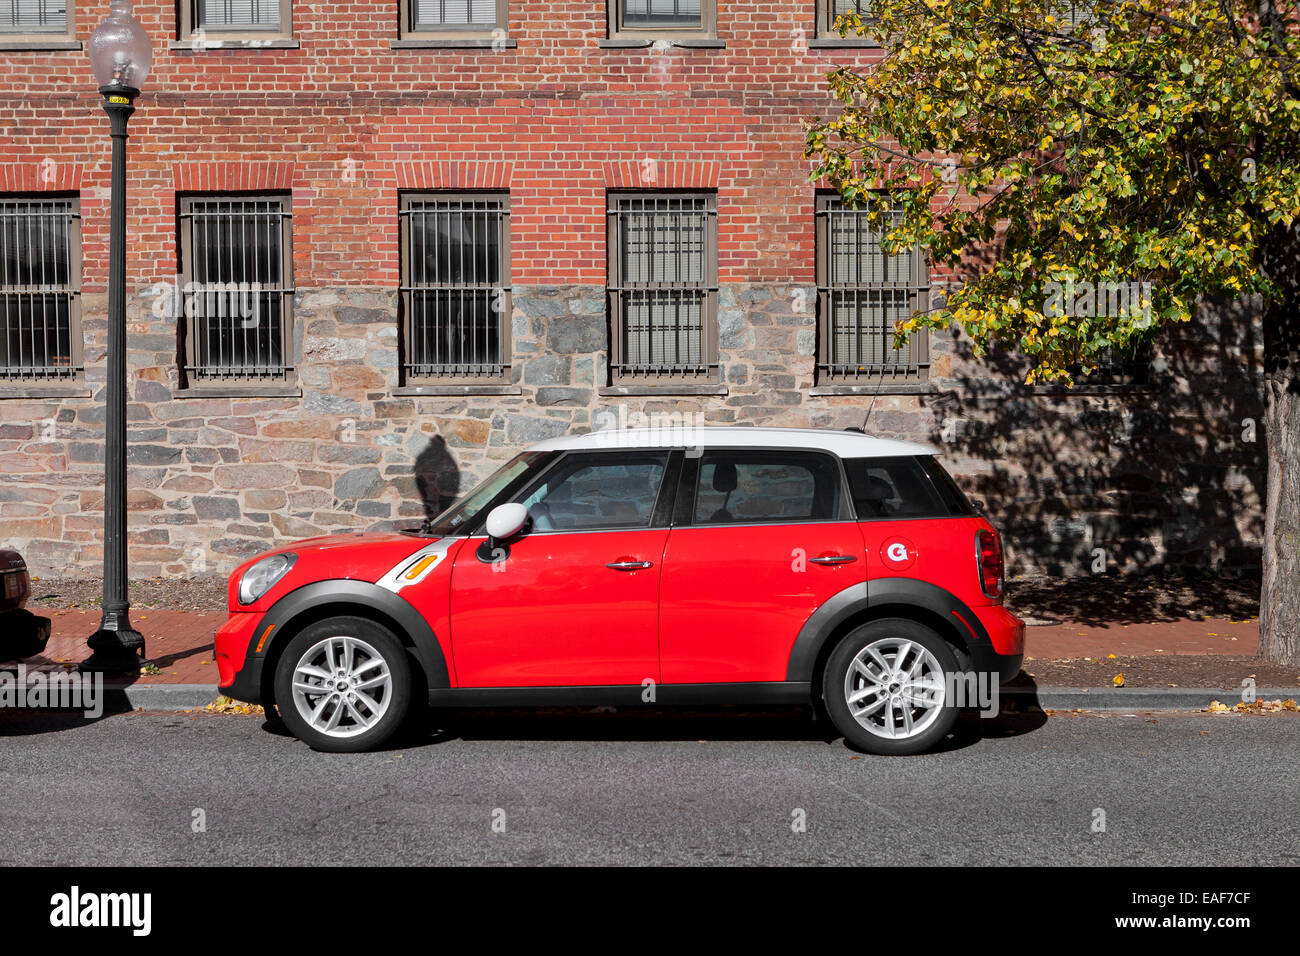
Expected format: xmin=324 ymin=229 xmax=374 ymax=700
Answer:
xmin=859 ymin=359 xmax=888 ymax=433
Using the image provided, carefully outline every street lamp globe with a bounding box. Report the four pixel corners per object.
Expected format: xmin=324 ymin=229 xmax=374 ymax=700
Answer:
xmin=88 ymin=0 xmax=152 ymax=91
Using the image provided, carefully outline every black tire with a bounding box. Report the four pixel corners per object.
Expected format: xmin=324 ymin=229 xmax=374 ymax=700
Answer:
xmin=822 ymin=618 xmax=961 ymax=756
xmin=274 ymin=616 xmax=411 ymax=753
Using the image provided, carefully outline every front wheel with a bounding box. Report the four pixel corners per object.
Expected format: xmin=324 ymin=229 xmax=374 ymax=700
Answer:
xmin=822 ymin=619 xmax=960 ymax=756
xmin=274 ymin=616 xmax=411 ymax=753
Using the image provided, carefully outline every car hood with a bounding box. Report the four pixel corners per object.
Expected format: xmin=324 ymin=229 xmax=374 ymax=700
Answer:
xmin=227 ymin=531 xmax=442 ymax=611
xmin=270 ymin=532 xmax=434 ymax=554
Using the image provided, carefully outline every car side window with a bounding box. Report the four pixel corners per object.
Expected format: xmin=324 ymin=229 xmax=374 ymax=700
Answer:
xmin=517 ymin=452 xmax=669 ymax=532
xmin=844 ymin=456 xmax=970 ymax=519
xmin=692 ymin=451 xmax=842 ymax=525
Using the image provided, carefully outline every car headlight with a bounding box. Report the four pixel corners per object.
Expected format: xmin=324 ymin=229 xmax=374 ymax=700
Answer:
xmin=238 ymin=553 xmax=296 ymax=606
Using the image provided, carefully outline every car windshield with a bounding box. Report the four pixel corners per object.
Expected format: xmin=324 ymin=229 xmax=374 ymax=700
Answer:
xmin=417 ymin=452 xmax=549 ymax=537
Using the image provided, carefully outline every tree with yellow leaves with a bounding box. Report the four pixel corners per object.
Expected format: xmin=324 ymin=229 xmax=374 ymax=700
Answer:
xmin=807 ymin=0 xmax=1300 ymax=665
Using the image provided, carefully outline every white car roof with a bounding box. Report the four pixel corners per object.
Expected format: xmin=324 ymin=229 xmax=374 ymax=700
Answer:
xmin=525 ymin=426 xmax=938 ymax=458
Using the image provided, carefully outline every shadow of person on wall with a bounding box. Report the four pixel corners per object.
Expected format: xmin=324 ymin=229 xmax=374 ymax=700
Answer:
xmin=413 ymin=434 xmax=462 ymax=520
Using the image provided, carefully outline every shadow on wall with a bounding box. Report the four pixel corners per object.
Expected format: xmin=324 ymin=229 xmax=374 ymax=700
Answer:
xmin=920 ymin=297 xmax=1267 ymax=584
xmin=412 ymin=435 xmax=462 ymax=521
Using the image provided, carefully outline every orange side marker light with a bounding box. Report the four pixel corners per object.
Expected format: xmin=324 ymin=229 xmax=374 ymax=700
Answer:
xmin=255 ymin=624 xmax=276 ymax=654
xmin=403 ymin=554 xmax=439 ymax=581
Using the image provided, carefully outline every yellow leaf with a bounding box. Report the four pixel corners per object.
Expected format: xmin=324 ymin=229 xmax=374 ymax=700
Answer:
xmin=1112 ymin=673 xmax=1125 ymax=687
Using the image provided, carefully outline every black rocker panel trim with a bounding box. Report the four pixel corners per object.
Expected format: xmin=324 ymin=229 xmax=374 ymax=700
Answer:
xmin=428 ymin=682 xmax=811 ymax=708
xmin=784 ymin=577 xmax=994 ymax=683
xmin=221 ymin=579 xmax=451 ymax=705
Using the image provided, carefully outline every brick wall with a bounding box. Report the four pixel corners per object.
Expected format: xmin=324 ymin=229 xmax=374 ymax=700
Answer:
xmin=4 ymin=1 xmax=880 ymax=289
xmin=0 ymin=1 xmax=1267 ymax=580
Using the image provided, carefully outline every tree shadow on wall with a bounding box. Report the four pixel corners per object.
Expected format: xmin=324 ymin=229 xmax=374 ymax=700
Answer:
xmin=922 ymin=296 xmax=1267 ymax=625
xmin=413 ymin=435 xmax=462 ymax=520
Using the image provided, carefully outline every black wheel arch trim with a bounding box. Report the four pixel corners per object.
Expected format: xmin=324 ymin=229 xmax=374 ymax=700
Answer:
xmin=785 ymin=577 xmax=995 ymax=683
xmin=220 ymin=579 xmax=451 ymax=706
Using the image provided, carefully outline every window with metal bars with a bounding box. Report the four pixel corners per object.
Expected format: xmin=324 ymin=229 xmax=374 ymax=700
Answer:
xmin=0 ymin=197 xmax=81 ymax=383
xmin=0 ymin=0 xmax=69 ymax=34
xmin=610 ymin=0 xmax=714 ymax=37
xmin=180 ymin=0 xmax=290 ymax=36
xmin=817 ymin=0 xmax=874 ymax=38
xmin=402 ymin=0 xmax=506 ymax=35
xmin=179 ymin=195 xmax=293 ymax=386
xmin=815 ymin=195 xmax=930 ymax=384
xmin=1072 ymin=343 xmax=1153 ymax=387
xmin=607 ymin=193 xmax=718 ymax=385
xmin=1052 ymin=0 xmax=1094 ymax=31
xmin=400 ymin=193 xmax=512 ymax=384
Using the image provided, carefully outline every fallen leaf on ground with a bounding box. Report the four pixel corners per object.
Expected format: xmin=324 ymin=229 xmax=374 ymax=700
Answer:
xmin=200 ymin=696 xmax=265 ymax=716
xmin=1233 ymin=698 xmax=1299 ymax=714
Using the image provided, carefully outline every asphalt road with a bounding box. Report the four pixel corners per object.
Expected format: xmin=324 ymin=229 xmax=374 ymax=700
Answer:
xmin=1 ymin=707 xmax=1296 ymax=866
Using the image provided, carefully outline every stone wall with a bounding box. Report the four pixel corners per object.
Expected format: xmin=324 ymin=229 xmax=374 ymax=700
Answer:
xmin=0 ymin=285 xmax=1266 ymax=581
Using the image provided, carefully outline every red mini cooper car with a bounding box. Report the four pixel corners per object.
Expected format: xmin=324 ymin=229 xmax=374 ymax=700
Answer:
xmin=216 ymin=427 xmax=1023 ymax=755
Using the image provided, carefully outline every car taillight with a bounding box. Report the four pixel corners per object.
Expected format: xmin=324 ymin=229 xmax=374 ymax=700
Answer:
xmin=976 ymin=529 xmax=1003 ymax=599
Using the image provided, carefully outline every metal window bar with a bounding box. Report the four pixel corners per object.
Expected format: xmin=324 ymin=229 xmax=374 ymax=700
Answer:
xmin=412 ymin=0 xmax=496 ymax=30
xmin=0 ymin=198 xmax=81 ymax=381
xmin=180 ymin=197 xmax=293 ymax=383
xmin=399 ymin=196 xmax=510 ymax=381
xmin=832 ymin=0 xmax=869 ymax=15
xmin=1053 ymin=0 xmax=1093 ymax=31
xmin=609 ymin=195 xmax=717 ymax=381
xmin=622 ymin=0 xmax=702 ymax=29
xmin=816 ymin=199 xmax=930 ymax=382
xmin=1074 ymin=345 xmax=1152 ymax=386
xmin=193 ymin=0 xmax=280 ymax=30
xmin=0 ymin=0 xmax=67 ymax=32
xmin=822 ymin=0 xmax=871 ymax=35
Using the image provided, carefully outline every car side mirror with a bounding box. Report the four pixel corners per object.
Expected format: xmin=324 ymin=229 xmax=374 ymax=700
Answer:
xmin=477 ymin=502 xmax=529 ymax=564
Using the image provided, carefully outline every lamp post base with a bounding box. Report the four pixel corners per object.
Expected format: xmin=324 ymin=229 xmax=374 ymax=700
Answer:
xmin=81 ymin=622 xmax=146 ymax=674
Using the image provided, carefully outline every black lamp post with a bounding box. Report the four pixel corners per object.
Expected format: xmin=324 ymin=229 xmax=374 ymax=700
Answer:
xmin=82 ymin=0 xmax=153 ymax=673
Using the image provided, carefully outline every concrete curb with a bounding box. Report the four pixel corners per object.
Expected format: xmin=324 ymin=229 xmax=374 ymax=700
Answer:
xmin=106 ymin=683 xmax=220 ymax=711
xmin=105 ymin=684 xmax=1300 ymax=713
xmin=1003 ymin=686 xmax=1300 ymax=711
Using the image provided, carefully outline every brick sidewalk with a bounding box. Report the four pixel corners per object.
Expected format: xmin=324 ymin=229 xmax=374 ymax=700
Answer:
xmin=27 ymin=609 xmax=219 ymax=684
xmin=1024 ymin=617 xmax=1259 ymax=659
xmin=14 ymin=607 xmax=1263 ymax=684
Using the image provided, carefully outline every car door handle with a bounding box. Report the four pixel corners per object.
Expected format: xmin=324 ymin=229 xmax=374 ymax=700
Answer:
xmin=606 ymin=560 xmax=654 ymax=571
xmin=809 ymin=555 xmax=857 ymax=565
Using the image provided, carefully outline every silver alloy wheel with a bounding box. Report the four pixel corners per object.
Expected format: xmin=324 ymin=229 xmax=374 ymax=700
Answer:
xmin=843 ymin=637 xmax=947 ymax=739
xmin=290 ymin=635 xmax=393 ymax=739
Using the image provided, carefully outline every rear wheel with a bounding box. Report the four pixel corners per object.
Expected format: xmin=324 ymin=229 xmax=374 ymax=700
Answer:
xmin=822 ymin=618 xmax=960 ymax=756
xmin=274 ymin=616 xmax=411 ymax=753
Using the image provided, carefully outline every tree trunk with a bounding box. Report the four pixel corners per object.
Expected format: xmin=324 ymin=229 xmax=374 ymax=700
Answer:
xmin=1258 ymin=223 xmax=1300 ymax=665
xmin=1259 ymin=367 xmax=1300 ymax=665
